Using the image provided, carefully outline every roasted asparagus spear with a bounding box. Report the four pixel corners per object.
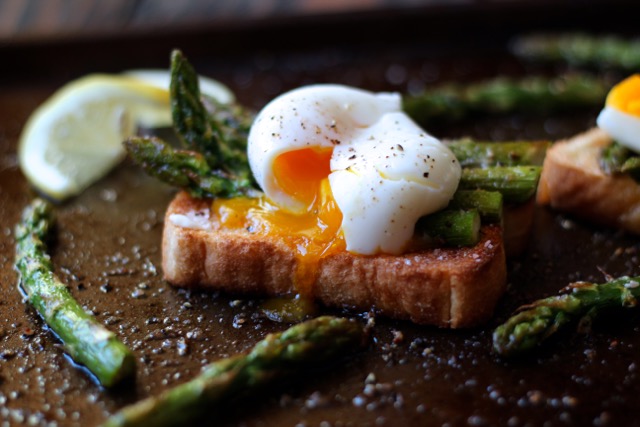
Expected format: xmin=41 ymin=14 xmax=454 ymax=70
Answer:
xmin=449 ymin=190 xmax=503 ymax=223
xmin=101 ymin=316 xmax=365 ymax=427
xmin=493 ymin=275 xmax=640 ymax=357
xmin=126 ymin=49 xmax=258 ymax=199
xmin=417 ymin=208 xmax=481 ymax=247
xmin=511 ymin=33 xmax=640 ymax=71
xmin=445 ymin=139 xmax=550 ymax=168
xmin=124 ymin=136 xmax=255 ymax=199
xmin=459 ymin=166 xmax=542 ymax=204
xmin=170 ymin=50 xmax=254 ymax=181
xmin=14 ymin=198 xmax=135 ymax=387
xmin=599 ymin=141 xmax=640 ymax=182
xmin=403 ymin=73 xmax=609 ymax=126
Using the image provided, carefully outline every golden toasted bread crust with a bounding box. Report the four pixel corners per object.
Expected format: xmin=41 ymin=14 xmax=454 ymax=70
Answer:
xmin=537 ymin=127 xmax=640 ymax=233
xmin=162 ymin=191 xmax=507 ymax=328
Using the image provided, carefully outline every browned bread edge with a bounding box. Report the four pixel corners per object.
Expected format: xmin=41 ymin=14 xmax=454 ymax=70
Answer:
xmin=537 ymin=127 xmax=640 ymax=234
xmin=162 ymin=191 xmax=507 ymax=328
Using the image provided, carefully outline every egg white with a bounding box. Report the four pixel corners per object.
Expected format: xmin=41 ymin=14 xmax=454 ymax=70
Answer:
xmin=330 ymin=112 xmax=460 ymax=254
xmin=248 ymin=84 xmax=400 ymax=213
xmin=597 ymin=106 xmax=640 ymax=153
xmin=248 ymin=84 xmax=461 ymax=255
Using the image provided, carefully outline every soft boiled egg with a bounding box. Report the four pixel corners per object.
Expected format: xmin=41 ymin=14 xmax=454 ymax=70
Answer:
xmin=246 ymin=84 xmax=461 ymax=255
xmin=597 ymin=74 xmax=640 ymax=152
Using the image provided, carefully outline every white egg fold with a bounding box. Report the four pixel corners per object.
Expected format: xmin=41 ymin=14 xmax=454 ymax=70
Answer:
xmin=597 ymin=106 xmax=640 ymax=154
xmin=248 ymin=84 xmax=462 ymax=255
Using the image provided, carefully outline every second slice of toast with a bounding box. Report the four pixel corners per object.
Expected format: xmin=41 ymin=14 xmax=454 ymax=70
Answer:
xmin=537 ymin=127 xmax=640 ymax=234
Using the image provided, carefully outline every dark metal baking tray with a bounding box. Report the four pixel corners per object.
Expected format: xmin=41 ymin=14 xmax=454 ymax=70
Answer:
xmin=2 ymin=3 xmax=640 ymax=426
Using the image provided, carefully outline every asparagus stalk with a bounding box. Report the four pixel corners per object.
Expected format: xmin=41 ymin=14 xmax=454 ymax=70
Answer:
xmin=101 ymin=316 xmax=365 ymax=427
xmin=493 ymin=276 xmax=640 ymax=357
xmin=170 ymin=50 xmax=252 ymax=181
xmin=201 ymin=95 xmax=254 ymax=155
xmin=459 ymin=166 xmax=542 ymax=204
xmin=449 ymin=190 xmax=503 ymax=223
xmin=418 ymin=194 xmax=502 ymax=246
xmin=127 ymin=50 xmax=258 ymax=197
xmin=124 ymin=137 xmax=255 ymax=199
xmin=169 ymin=49 xmax=222 ymax=165
xmin=599 ymin=141 xmax=640 ymax=182
xmin=445 ymin=139 xmax=550 ymax=168
xmin=403 ymin=73 xmax=609 ymax=126
xmin=620 ymin=157 xmax=640 ymax=181
xmin=14 ymin=198 xmax=135 ymax=387
xmin=417 ymin=208 xmax=481 ymax=247
xmin=599 ymin=140 xmax=631 ymax=175
xmin=511 ymin=33 xmax=640 ymax=70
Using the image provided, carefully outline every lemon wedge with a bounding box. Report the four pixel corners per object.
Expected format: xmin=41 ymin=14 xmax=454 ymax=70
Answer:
xmin=18 ymin=71 xmax=235 ymax=200
xmin=18 ymin=74 xmax=172 ymax=200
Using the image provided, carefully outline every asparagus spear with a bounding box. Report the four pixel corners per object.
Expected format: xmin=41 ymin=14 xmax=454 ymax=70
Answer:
xmin=511 ymin=33 xmax=640 ymax=71
xmin=14 ymin=198 xmax=135 ymax=387
xmin=599 ymin=140 xmax=631 ymax=175
xmin=169 ymin=49 xmax=222 ymax=165
xmin=449 ymin=190 xmax=503 ymax=223
xmin=493 ymin=276 xmax=640 ymax=357
xmin=124 ymin=137 xmax=256 ymax=199
xmin=126 ymin=50 xmax=258 ymax=197
xmin=101 ymin=316 xmax=365 ymax=427
xmin=403 ymin=73 xmax=609 ymax=126
xmin=417 ymin=208 xmax=481 ymax=247
xmin=445 ymin=139 xmax=550 ymax=168
xmin=459 ymin=166 xmax=542 ymax=203
xmin=418 ymin=190 xmax=503 ymax=247
xmin=620 ymin=157 xmax=640 ymax=181
xmin=599 ymin=141 xmax=640 ymax=182
xmin=201 ymin=95 xmax=254 ymax=155
xmin=170 ymin=50 xmax=252 ymax=181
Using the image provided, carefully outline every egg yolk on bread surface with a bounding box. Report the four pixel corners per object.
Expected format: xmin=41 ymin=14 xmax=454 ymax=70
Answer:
xmin=212 ymin=150 xmax=344 ymax=295
xmin=211 ymin=84 xmax=461 ymax=294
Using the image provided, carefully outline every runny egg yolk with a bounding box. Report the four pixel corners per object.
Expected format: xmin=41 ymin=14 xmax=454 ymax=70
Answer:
xmin=271 ymin=148 xmax=333 ymax=209
xmin=212 ymin=148 xmax=344 ymax=296
xmin=605 ymin=74 xmax=640 ymax=116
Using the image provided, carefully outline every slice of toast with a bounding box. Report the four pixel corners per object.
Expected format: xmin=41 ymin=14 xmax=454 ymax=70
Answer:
xmin=537 ymin=127 xmax=640 ymax=234
xmin=162 ymin=191 xmax=507 ymax=328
